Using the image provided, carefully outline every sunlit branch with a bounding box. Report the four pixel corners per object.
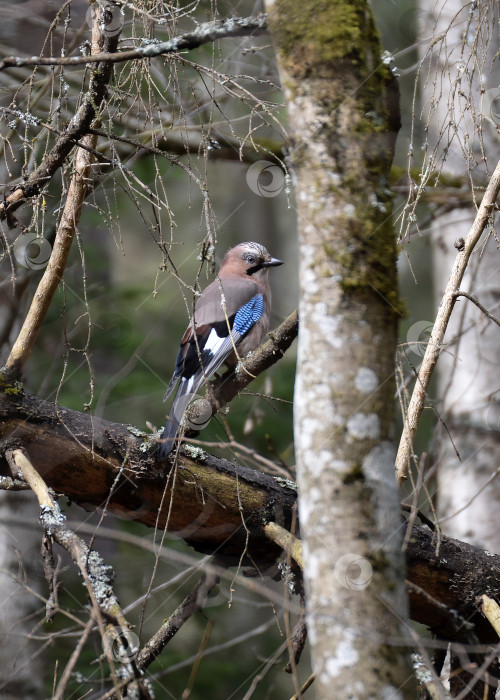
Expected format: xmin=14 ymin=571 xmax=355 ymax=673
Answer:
xmin=395 ymin=159 xmax=500 ymax=485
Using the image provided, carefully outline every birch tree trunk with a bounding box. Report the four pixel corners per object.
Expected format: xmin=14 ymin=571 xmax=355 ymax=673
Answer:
xmin=265 ymin=1 xmax=415 ymax=696
xmin=418 ymin=0 xmax=500 ymax=551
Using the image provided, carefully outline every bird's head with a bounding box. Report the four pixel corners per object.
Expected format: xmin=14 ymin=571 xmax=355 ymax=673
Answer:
xmin=221 ymin=242 xmax=283 ymax=278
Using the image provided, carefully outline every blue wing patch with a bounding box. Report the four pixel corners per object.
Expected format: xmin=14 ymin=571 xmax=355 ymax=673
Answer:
xmin=233 ymin=294 xmax=264 ymax=335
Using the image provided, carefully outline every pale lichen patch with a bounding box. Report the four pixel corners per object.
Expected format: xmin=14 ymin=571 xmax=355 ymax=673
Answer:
xmin=347 ymin=413 xmax=380 ymax=440
xmin=354 ymin=367 xmax=378 ymax=393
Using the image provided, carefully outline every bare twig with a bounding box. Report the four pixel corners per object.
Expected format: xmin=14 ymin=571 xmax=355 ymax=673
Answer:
xmin=396 ymin=160 xmax=500 ymax=485
xmin=453 ymin=291 xmax=500 ymax=328
xmin=136 ymin=572 xmax=219 ymax=670
xmin=5 ymin=448 xmax=150 ymax=699
xmin=290 ymin=674 xmax=315 ymax=700
xmin=52 ymin=614 xmax=96 ymax=700
xmin=0 ymin=20 xmax=120 ymax=223
xmin=0 ymin=16 xmax=268 ymax=72
xmin=2 ymin=18 xmax=122 ymax=376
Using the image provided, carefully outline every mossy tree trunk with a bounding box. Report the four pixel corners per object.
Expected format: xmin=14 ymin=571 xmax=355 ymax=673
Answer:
xmin=265 ymin=1 xmax=415 ymax=696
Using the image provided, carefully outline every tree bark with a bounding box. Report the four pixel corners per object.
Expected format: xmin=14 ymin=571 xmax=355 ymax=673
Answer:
xmin=264 ymin=0 xmax=415 ymax=696
xmin=2 ymin=386 xmax=500 ymax=649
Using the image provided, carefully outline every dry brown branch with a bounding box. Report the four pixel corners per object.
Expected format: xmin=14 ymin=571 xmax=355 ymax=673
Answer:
xmin=395 ymin=159 xmax=500 ymax=484
xmin=136 ymin=571 xmax=219 ymax=670
xmin=3 ymin=130 xmax=97 ymax=378
xmin=0 ymin=389 xmax=297 ymax=567
xmin=2 ymin=436 xmax=500 ymax=647
xmin=0 ymin=15 xmax=268 ymax=72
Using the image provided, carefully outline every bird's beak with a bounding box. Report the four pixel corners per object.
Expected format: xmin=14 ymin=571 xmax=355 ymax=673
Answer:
xmin=264 ymin=257 xmax=284 ymax=267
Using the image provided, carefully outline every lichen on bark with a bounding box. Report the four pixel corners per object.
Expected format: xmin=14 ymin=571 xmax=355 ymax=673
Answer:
xmin=266 ymin=0 xmax=415 ymax=696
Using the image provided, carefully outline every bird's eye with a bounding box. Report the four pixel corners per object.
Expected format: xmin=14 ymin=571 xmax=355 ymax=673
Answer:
xmin=246 ymin=255 xmax=256 ymax=265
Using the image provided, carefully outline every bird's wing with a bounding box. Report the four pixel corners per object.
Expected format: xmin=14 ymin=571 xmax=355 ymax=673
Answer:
xmin=193 ymin=275 xmax=261 ymax=326
xmin=160 ymin=293 xmax=265 ymax=456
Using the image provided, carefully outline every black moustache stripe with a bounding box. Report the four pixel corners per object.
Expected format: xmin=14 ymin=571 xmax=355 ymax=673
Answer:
xmin=246 ymin=263 xmax=264 ymax=275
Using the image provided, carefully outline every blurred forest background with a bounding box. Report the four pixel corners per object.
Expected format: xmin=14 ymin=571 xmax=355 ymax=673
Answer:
xmin=0 ymin=0 xmax=496 ymax=698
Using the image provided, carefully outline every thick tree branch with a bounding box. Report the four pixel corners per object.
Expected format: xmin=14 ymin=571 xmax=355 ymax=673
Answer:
xmin=396 ymin=159 xmax=500 ymax=485
xmin=0 ymin=386 xmax=296 ymax=567
xmin=0 ymin=15 xmax=268 ymax=72
xmin=1 ymin=389 xmax=500 ymax=644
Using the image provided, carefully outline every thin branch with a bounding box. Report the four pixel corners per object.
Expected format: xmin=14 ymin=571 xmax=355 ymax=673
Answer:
xmin=453 ymin=291 xmax=500 ymax=328
xmin=395 ymin=160 xmax=500 ymax=485
xmin=179 ymin=309 xmax=298 ymax=445
xmin=0 ymin=21 xmax=120 ymax=223
xmin=6 ymin=448 xmax=150 ymax=699
xmin=52 ymin=614 xmax=96 ymax=700
xmin=0 ymin=15 xmax=268 ymax=72
xmin=7 ymin=448 xmax=53 ymax=505
xmin=290 ymin=674 xmax=315 ymax=700
xmin=3 ymin=130 xmax=97 ymax=378
xmin=135 ymin=572 xmax=219 ymax=670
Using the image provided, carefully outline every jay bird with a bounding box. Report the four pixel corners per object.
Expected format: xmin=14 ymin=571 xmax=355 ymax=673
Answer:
xmin=159 ymin=242 xmax=283 ymax=457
